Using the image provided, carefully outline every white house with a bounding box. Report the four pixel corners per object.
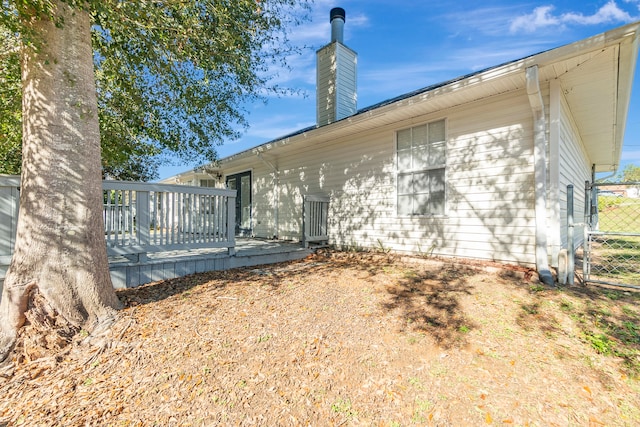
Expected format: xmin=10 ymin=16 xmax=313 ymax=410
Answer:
xmin=166 ymin=9 xmax=640 ymax=284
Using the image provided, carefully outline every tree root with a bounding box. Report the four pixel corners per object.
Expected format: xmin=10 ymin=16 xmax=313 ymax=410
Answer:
xmin=0 ymin=331 xmax=17 ymax=364
xmin=13 ymin=290 xmax=80 ymax=364
xmin=1 ymin=271 xmax=126 ymax=368
xmin=2 ymin=290 xmax=128 ymax=375
xmin=0 ymin=282 xmax=36 ymax=363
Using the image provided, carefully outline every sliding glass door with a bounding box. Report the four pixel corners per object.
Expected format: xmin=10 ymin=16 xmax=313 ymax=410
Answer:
xmin=226 ymin=171 xmax=251 ymax=236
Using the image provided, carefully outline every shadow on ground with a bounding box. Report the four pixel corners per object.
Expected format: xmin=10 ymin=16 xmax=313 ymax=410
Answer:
xmin=381 ymin=265 xmax=477 ymax=348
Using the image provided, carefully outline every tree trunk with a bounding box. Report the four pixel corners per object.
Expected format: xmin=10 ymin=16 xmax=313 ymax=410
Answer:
xmin=0 ymin=1 xmax=122 ymax=362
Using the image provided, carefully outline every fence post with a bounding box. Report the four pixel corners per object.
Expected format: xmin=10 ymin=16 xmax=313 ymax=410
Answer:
xmin=567 ymin=185 xmax=575 ymax=285
xmin=583 ymin=181 xmax=591 ymax=283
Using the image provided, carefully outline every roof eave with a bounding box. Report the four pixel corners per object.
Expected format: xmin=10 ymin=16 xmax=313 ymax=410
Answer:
xmin=217 ymin=22 xmax=640 ymax=172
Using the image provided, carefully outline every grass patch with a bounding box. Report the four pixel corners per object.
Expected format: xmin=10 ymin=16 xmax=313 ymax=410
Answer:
xmin=583 ymin=331 xmax=615 ymax=355
xmin=529 ymin=284 xmax=546 ymax=293
xmin=559 ymin=299 xmax=574 ymax=312
xmin=622 ymin=305 xmax=639 ymax=318
xmin=571 ymin=291 xmax=640 ymax=377
xmin=521 ymin=303 xmax=540 ymax=315
xmin=412 ymin=398 xmax=434 ymax=423
xmin=524 ymin=285 xmax=640 ymax=378
xmin=331 ymin=397 xmax=357 ymax=420
xmin=458 ymin=324 xmax=470 ymax=333
xmin=597 ymin=198 xmax=640 ymax=231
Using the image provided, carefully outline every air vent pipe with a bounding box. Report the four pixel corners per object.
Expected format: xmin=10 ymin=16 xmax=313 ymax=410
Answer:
xmin=330 ymin=7 xmax=345 ymax=43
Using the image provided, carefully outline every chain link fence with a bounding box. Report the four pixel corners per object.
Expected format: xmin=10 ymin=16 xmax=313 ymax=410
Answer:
xmin=579 ymin=182 xmax=640 ymax=289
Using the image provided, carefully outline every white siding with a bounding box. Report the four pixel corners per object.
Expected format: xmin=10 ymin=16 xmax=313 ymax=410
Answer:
xmin=242 ymin=89 xmax=539 ymax=266
xmin=557 ymin=91 xmax=591 ymax=251
xmin=316 ymin=43 xmax=357 ymax=126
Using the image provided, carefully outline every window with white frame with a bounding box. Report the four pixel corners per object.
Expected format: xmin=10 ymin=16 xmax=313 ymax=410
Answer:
xmin=397 ymin=119 xmax=446 ymax=216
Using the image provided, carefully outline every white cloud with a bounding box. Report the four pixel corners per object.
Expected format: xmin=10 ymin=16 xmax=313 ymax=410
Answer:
xmin=510 ymin=6 xmax=560 ymax=33
xmin=623 ymin=0 xmax=640 ymax=11
xmin=563 ymin=0 xmax=634 ymax=24
xmin=440 ymin=5 xmax=527 ymax=38
xmin=510 ymin=1 xmax=637 ymax=33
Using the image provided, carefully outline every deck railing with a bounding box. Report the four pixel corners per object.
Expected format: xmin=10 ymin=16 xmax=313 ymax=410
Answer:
xmin=102 ymin=181 xmax=236 ymax=260
xmin=1 ymin=177 xmax=237 ymax=278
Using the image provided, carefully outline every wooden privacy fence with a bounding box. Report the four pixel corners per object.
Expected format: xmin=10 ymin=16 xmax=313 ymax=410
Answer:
xmin=1 ymin=177 xmax=237 ymax=281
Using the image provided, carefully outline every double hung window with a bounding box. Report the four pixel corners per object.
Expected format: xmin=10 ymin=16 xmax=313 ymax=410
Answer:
xmin=397 ymin=119 xmax=446 ymax=216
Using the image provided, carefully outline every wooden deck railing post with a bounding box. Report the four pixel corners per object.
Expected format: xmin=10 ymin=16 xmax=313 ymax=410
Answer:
xmin=227 ymin=192 xmax=236 ymax=256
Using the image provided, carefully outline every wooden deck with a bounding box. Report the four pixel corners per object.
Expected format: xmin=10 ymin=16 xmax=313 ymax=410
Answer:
xmin=1 ymin=177 xmax=328 ymax=295
xmin=108 ymin=238 xmax=313 ymax=289
xmin=0 ymin=239 xmax=313 ymax=298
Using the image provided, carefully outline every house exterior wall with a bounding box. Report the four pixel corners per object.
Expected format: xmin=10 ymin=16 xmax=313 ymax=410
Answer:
xmin=251 ymin=164 xmax=279 ymax=237
xmin=443 ymin=90 xmax=536 ymax=265
xmin=556 ymin=87 xmax=591 ymax=251
xmin=234 ymin=88 xmax=541 ymax=266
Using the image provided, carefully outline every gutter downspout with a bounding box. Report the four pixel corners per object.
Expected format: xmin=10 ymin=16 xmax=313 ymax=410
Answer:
xmin=596 ymin=169 xmax=617 ymax=183
xmin=526 ymin=65 xmax=554 ymax=285
xmin=256 ymin=153 xmax=280 ymax=239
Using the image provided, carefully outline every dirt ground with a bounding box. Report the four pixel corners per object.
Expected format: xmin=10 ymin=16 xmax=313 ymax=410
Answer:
xmin=1 ymin=250 xmax=639 ymax=426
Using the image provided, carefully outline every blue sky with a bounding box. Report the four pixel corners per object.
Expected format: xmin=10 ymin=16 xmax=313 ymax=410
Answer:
xmin=158 ymin=0 xmax=640 ymax=180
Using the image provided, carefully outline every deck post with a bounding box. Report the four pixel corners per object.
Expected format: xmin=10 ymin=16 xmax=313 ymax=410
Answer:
xmin=227 ymin=192 xmax=236 ymax=256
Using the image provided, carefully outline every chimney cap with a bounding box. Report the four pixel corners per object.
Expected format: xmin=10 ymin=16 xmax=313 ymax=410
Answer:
xmin=330 ymin=7 xmax=345 ymax=22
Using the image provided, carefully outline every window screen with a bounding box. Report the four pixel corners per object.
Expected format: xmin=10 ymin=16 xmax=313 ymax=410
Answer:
xmin=397 ymin=119 xmax=446 ymax=216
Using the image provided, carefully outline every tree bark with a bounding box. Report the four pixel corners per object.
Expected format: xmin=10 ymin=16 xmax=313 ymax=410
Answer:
xmin=0 ymin=1 xmax=121 ymax=362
